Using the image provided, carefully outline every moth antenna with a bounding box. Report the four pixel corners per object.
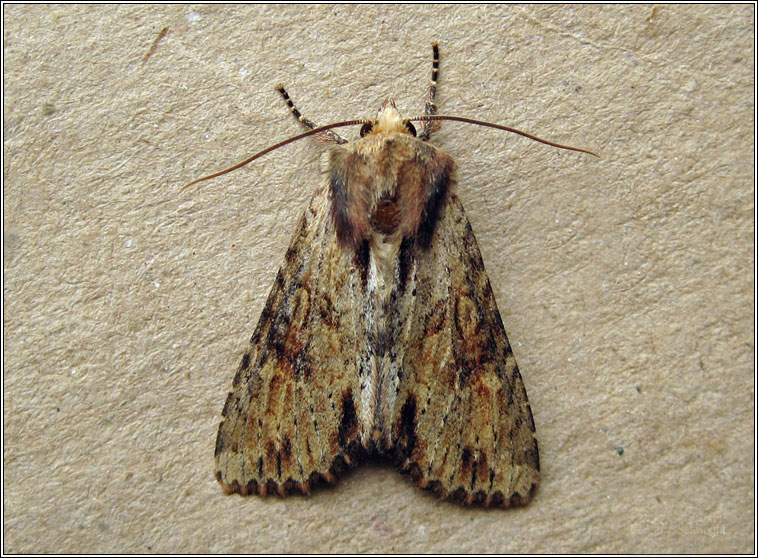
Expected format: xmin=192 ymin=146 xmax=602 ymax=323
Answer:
xmin=418 ymin=41 xmax=440 ymax=141
xmin=183 ymin=114 xmax=597 ymax=191
xmin=182 ymin=119 xmax=367 ymax=190
xmin=276 ymin=84 xmax=347 ymax=144
xmin=408 ymin=115 xmax=599 ymax=157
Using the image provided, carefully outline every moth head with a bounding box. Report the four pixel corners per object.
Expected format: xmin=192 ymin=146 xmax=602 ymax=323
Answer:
xmin=360 ymin=98 xmax=417 ymax=138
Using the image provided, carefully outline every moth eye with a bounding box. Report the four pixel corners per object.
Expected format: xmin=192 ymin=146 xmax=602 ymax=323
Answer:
xmin=360 ymin=122 xmax=374 ymax=137
xmin=404 ymin=121 xmax=417 ymax=137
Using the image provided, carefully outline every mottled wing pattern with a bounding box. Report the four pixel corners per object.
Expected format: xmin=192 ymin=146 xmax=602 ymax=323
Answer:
xmin=385 ymin=194 xmax=540 ymax=507
xmin=214 ymin=185 xmax=373 ymax=496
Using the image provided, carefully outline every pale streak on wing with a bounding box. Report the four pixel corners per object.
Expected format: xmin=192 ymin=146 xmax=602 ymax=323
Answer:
xmin=386 ymin=193 xmax=540 ymax=507
xmin=214 ymin=185 xmax=375 ymax=495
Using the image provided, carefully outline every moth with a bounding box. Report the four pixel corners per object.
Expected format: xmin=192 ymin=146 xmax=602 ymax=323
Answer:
xmin=186 ymin=43 xmax=595 ymax=507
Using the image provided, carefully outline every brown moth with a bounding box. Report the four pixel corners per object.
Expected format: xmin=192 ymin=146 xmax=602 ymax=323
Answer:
xmin=188 ymin=43 xmax=596 ymax=507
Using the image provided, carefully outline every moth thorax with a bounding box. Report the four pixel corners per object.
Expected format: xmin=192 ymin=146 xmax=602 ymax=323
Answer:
xmin=370 ymin=191 xmax=401 ymax=235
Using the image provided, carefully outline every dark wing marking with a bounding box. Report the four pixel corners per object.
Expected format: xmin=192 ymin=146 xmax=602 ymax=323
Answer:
xmin=384 ymin=193 xmax=540 ymax=507
xmin=214 ymin=186 xmax=374 ymax=496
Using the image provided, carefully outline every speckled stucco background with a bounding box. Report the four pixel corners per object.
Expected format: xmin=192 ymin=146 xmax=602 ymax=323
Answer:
xmin=3 ymin=4 xmax=754 ymax=553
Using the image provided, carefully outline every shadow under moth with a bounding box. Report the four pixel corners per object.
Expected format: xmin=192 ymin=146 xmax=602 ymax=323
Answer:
xmin=185 ymin=43 xmax=596 ymax=508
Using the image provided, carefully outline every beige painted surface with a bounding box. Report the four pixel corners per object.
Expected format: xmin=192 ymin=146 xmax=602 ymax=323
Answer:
xmin=3 ymin=4 xmax=754 ymax=553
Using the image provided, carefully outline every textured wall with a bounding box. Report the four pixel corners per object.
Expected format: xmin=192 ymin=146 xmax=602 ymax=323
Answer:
xmin=4 ymin=4 xmax=753 ymax=553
